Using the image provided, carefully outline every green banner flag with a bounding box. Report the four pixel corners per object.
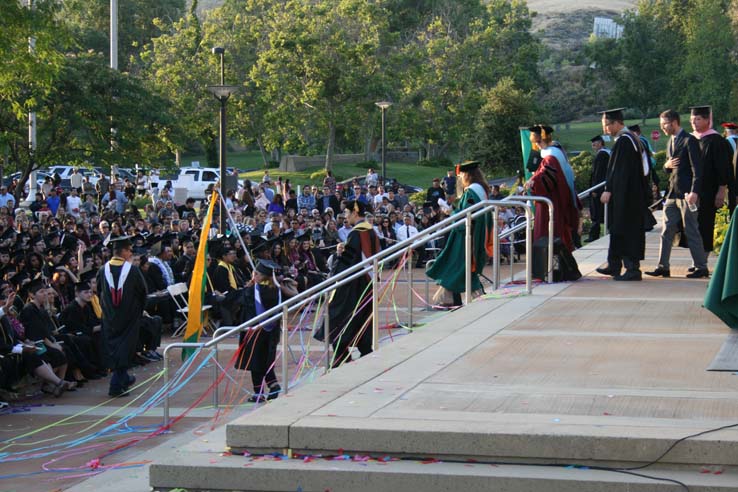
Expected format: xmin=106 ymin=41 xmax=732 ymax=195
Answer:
xmin=520 ymin=128 xmax=533 ymax=179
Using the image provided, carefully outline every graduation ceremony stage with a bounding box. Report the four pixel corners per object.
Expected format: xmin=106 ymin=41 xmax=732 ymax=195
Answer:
xmin=70 ymin=229 xmax=738 ymax=492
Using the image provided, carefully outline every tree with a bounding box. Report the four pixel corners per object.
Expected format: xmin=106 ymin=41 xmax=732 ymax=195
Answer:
xmin=470 ymin=77 xmax=536 ymax=175
xmin=59 ymin=0 xmax=186 ymax=72
xmin=253 ymin=0 xmax=390 ymax=170
xmin=2 ymin=52 xmax=178 ymax=197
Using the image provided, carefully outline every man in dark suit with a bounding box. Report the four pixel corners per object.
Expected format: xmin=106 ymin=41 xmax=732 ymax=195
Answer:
xmin=318 ymin=185 xmax=340 ymax=214
xmin=646 ymin=109 xmax=707 ymax=278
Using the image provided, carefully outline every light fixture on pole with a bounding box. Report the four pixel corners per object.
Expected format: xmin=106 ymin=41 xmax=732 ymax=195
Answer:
xmin=374 ymin=100 xmax=392 ymax=186
xmin=207 ymin=46 xmax=239 ymax=232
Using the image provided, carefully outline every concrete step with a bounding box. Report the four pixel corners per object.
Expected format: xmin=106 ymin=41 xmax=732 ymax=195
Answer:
xmin=150 ymin=442 xmax=738 ymax=492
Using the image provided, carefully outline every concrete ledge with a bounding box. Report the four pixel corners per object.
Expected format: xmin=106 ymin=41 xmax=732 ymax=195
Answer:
xmin=150 ymin=454 xmax=738 ymax=492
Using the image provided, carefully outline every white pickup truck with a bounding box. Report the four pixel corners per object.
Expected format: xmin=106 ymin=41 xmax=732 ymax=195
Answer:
xmin=154 ymin=167 xmax=220 ymax=200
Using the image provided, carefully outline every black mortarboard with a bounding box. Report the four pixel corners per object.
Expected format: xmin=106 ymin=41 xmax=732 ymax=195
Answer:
xmin=255 ymin=259 xmax=281 ymax=276
xmin=60 ymin=234 xmax=79 ymax=250
xmin=690 ymin=105 xmax=712 ymax=118
xmin=26 ymin=278 xmax=47 ymax=295
xmin=79 ymin=269 xmax=97 ymax=283
xmin=108 ymin=235 xmax=133 ymax=251
xmin=207 ymin=237 xmax=224 ymax=258
xmin=590 ymin=135 xmax=605 ymax=143
xmin=627 ymin=124 xmax=642 ymax=134
xmin=0 ymin=247 xmax=10 ymax=255
xmin=598 ymin=108 xmax=625 ymax=121
xmin=250 ymin=235 xmax=269 ymax=254
xmin=528 ymin=125 xmax=554 ymax=136
xmin=456 ymin=160 xmax=480 ymax=173
xmin=75 ymin=280 xmax=91 ymax=292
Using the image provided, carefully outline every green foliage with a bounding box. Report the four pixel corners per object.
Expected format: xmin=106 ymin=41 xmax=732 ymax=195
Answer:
xmin=654 ymin=150 xmax=667 ymax=171
xmin=309 ymin=169 xmax=327 ymax=180
xmin=408 ymin=191 xmax=426 ymax=207
xmin=265 ymin=161 xmax=280 ymax=169
xmin=713 ymin=206 xmax=731 ymax=254
xmin=418 ymin=157 xmax=453 ymax=168
xmin=569 ymin=151 xmax=593 ymax=193
xmin=470 ymin=77 xmax=536 ymax=176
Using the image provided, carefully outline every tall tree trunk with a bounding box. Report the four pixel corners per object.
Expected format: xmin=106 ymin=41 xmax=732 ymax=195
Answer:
xmin=256 ymin=135 xmax=269 ymax=167
xmin=175 ymin=149 xmax=181 ymax=166
xmin=324 ymin=120 xmax=335 ymax=172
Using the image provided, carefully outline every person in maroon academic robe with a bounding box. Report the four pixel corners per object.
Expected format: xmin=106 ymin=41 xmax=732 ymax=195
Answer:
xmin=525 ymin=125 xmax=580 ymax=252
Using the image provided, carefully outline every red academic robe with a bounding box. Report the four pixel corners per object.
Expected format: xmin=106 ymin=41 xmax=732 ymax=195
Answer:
xmin=530 ymin=154 xmax=579 ymax=252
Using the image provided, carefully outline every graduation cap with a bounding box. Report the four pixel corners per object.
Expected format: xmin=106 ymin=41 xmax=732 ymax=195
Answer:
xmin=721 ymin=122 xmax=738 ymax=130
xmin=456 ymin=160 xmax=481 ymax=174
xmin=75 ymin=280 xmax=91 ymax=292
xmin=690 ymin=105 xmax=711 ymax=118
xmin=598 ymin=107 xmax=625 ymax=121
xmin=60 ymin=234 xmax=79 ymax=250
xmin=207 ymin=237 xmax=225 ymax=258
xmin=627 ymin=124 xmax=642 ymax=134
xmin=255 ymin=259 xmax=281 ymax=276
xmin=79 ymin=269 xmax=97 ymax=283
xmin=590 ymin=135 xmax=605 ymax=143
xmin=26 ymin=278 xmax=47 ymax=295
xmin=108 ymin=235 xmax=133 ymax=251
xmin=0 ymin=247 xmax=10 ymax=256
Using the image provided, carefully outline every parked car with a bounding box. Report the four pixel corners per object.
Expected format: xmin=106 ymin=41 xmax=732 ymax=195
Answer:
xmin=166 ymin=167 xmax=220 ymax=200
xmin=3 ymin=171 xmax=51 ymax=196
xmin=46 ymin=165 xmax=99 ymax=189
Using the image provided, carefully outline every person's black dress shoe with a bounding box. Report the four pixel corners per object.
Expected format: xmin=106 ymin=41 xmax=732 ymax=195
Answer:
xmin=614 ymin=270 xmax=642 ymax=281
xmin=688 ymin=266 xmax=697 ymax=272
xmin=267 ymin=384 xmax=281 ymax=401
xmin=686 ymin=268 xmax=709 ymax=279
xmin=645 ymin=267 xmax=670 ymax=278
xmin=596 ymin=266 xmax=620 ymax=276
xmin=108 ymin=388 xmax=130 ymax=397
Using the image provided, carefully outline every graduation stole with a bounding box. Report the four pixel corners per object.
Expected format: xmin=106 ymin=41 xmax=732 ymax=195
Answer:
xmin=217 ymin=260 xmax=238 ymax=289
xmin=254 ymin=283 xmax=281 ymax=332
xmin=104 ymin=259 xmax=131 ymax=308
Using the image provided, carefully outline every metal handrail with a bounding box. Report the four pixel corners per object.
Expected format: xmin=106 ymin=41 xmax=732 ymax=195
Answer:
xmin=505 ymin=196 xmax=554 ymax=284
xmin=161 ymin=198 xmax=535 ymax=425
xmin=577 ymin=181 xmax=608 ymax=233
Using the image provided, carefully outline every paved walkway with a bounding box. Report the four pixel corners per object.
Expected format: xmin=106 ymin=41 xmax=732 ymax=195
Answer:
xmin=149 ymin=228 xmax=738 ymax=490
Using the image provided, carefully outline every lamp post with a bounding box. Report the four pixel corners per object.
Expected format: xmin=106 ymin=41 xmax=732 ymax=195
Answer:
xmin=207 ymin=47 xmax=238 ymax=232
xmin=374 ymin=101 xmax=392 ymax=186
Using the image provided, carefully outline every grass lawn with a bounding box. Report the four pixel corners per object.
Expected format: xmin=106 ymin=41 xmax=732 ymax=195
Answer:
xmin=181 ymin=150 xmax=448 ymax=187
xmin=553 ymin=116 xmax=677 ymax=154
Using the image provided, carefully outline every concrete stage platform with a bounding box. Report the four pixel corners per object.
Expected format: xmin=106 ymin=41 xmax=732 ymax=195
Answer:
xmin=82 ymin=229 xmax=738 ymax=491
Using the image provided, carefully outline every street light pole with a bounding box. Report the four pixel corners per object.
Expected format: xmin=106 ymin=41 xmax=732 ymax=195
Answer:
xmin=374 ymin=101 xmax=392 ymax=186
xmin=207 ymin=47 xmax=238 ymax=233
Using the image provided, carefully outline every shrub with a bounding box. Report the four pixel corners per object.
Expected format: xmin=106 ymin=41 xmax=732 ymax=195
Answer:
xmin=409 ymin=191 xmax=426 ymax=207
xmin=265 ymin=161 xmax=279 ymax=169
xmin=354 ymin=160 xmax=377 ymax=169
xmin=713 ymin=206 xmax=731 ymax=254
xmin=569 ymin=151 xmax=593 ymax=192
xmin=310 ymin=169 xmax=343 ymax=182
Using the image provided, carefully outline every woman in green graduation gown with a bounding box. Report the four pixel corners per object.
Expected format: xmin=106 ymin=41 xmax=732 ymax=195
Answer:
xmin=427 ymin=161 xmax=492 ymax=306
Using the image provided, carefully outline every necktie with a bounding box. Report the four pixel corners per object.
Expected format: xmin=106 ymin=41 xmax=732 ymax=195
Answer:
xmin=406 ymin=226 xmax=410 ymax=239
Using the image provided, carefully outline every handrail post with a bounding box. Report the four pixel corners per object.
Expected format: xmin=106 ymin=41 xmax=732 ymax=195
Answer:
xmin=547 ymin=201 xmax=554 ymax=284
xmin=604 ymin=202 xmax=609 ymax=234
xmin=323 ymin=293 xmax=331 ymax=374
xmin=407 ymin=255 xmax=413 ymax=328
xmin=424 ymin=259 xmax=435 ymax=310
xmin=372 ymin=258 xmax=380 ymax=351
xmin=212 ymin=343 xmax=219 ymax=409
xmin=525 ymin=204 xmax=533 ymax=294
xmin=162 ymin=346 xmax=171 ymax=427
xmin=464 ymin=211 xmax=472 ymax=304
xmin=492 ymin=206 xmax=500 ymax=289
xmin=281 ymin=305 xmax=289 ymax=395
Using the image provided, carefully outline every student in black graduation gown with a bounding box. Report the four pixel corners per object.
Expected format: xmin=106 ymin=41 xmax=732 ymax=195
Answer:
xmin=689 ymin=105 xmax=734 ymax=271
xmin=320 ymin=200 xmax=381 ymax=366
xmin=211 ymin=239 xmax=246 ymax=326
xmin=0 ymin=292 xmax=71 ymax=396
xmin=234 ymin=260 xmax=298 ymax=403
xmin=596 ymin=108 xmax=649 ymax=281
xmin=60 ymin=280 xmax=106 ymax=375
xmin=96 ymin=236 xmax=148 ymax=397
xmin=588 ymin=135 xmax=610 ymax=241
